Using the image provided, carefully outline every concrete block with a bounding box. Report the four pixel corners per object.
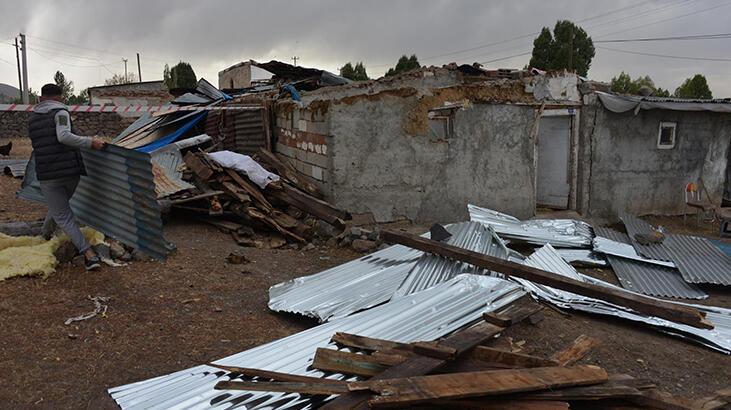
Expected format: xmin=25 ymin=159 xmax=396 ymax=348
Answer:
xmin=306 ymin=120 xmax=329 ymax=135
xmin=298 ymin=119 xmax=307 ymax=132
xmin=305 ymin=151 xmax=329 ymax=169
xmin=295 ymin=148 xmax=308 ymax=162
xmin=293 ymin=158 xmax=305 ymax=174
xmin=311 ymin=165 xmax=324 ymax=181
xmin=276 ymin=143 xmax=294 ymax=157
xmin=300 ymin=162 xmax=313 ymax=178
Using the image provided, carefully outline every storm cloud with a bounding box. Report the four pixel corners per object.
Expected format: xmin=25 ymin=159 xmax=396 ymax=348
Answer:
xmin=0 ymin=0 xmax=729 ymax=96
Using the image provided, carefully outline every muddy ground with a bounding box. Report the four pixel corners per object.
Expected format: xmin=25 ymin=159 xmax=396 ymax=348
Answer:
xmin=0 ymin=136 xmax=729 ymax=409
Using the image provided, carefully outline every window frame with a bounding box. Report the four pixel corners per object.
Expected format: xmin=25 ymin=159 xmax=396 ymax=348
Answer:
xmin=657 ymin=121 xmax=677 ymax=149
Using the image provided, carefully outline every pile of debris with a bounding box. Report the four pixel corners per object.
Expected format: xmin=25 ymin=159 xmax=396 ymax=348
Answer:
xmin=167 ymin=147 xmax=349 ymax=248
xmin=211 ymin=312 xmax=731 ymax=409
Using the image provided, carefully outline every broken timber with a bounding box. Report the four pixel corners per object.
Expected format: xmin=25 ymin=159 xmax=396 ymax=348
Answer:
xmin=380 ymin=229 xmax=712 ymax=330
xmin=551 ymin=334 xmax=602 ymax=366
xmin=348 ymin=365 xmax=609 ymax=407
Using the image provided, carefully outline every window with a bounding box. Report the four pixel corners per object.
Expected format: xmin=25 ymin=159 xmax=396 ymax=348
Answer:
xmin=657 ymin=122 xmax=676 ymax=149
xmin=428 ymin=108 xmax=455 ymax=139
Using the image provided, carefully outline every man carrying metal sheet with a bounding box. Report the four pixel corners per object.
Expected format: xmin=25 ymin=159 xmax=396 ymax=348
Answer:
xmin=28 ymin=84 xmax=106 ymax=271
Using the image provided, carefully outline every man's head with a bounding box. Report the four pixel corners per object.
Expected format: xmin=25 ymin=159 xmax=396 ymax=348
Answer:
xmin=40 ymin=84 xmax=63 ymax=102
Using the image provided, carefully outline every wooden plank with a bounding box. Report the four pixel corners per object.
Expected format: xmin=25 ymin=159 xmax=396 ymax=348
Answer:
xmin=481 ymin=312 xmax=512 ymax=327
xmin=331 ymin=332 xmax=412 ymax=352
xmin=412 ymin=342 xmax=457 ymax=360
xmin=225 ymin=168 xmax=273 ymax=212
xmin=467 ymin=346 xmax=559 ymax=368
xmin=436 ymin=399 xmax=570 ymax=410
xmin=209 ymin=364 xmax=343 ymax=384
xmin=220 ymin=181 xmax=251 ymax=203
xmin=169 ymin=190 xmax=225 ymax=205
xmin=487 ymin=297 xmax=543 ymax=325
xmin=380 ymin=229 xmax=711 ymax=330
xmin=551 ymin=334 xmax=602 ymax=366
xmin=266 ymin=183 xmax=348 ymax=230
xmin=312 ymin=348 xmax=393 ymax=377
xmin=349 ymin=365 xmax=608 ymax=407
xmin=258 ymin=148 xmax=323 ymax=199
xmin=184 ymin=151 xmax=215 ymax=180
xmin=214 ymin=380 xmax=348 ymax=395
xmin=246 ymin=207 xmax=305 ymax=243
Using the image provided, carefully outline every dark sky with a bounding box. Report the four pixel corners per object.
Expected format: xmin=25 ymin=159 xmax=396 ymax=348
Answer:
xmin=1 ymin=0 xmax=729 ymax=97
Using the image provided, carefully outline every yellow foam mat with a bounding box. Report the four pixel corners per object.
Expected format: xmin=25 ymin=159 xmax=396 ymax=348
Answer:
xmin=0 ymin=227 xmax=104 ymax=281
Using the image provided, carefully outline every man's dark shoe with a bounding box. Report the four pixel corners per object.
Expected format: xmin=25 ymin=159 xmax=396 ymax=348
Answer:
xmin=85 ymin=254 xmax=101 ymax=271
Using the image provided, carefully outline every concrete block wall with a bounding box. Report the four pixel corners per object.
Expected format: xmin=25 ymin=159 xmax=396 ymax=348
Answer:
xmin=273 ymin=105 xmax=331 ymax=192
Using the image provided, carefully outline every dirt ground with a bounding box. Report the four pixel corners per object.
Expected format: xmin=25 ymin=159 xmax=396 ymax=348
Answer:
xmin=0 ymin=136 xmax=730 ymax=409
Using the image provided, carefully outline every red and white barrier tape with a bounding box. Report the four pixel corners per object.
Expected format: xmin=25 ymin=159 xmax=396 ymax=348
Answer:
xmin=0 ymin=104 xmax=261 ymax=113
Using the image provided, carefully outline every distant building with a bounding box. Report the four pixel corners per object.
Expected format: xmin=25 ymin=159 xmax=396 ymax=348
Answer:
xmin=0 ymin=83 xmax=20 ymax=103
xmin=88 ymin=81 xmax=172 ymax=106
xmin=219 ymin=61 xmax=253 ymax=89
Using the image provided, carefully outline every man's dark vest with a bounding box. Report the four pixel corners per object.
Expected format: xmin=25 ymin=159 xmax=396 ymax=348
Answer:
xmin=28 ymin=108 xmax=86 ymax=181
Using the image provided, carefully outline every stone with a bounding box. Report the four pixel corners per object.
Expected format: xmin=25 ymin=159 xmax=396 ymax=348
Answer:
xmin=351 ymin=239 xmax=377 ymax=253
xmin=109 ymin=240 xmax=127 ymax=260
xmin=339 ymin=236 xmax=352 ymax=248
xmin=366 ymin=228 xmax=380 ymax=241
xmin=119 ymin=252 xmax=133 ymax=262
xmin=326 ymin=237 xmax=339 ymax=247
xmin=349 ymin=227 xmax=364 ymax=237
xmin=226 ymin=253 xmax=250 ymax=264
xmin=53 ymin=240 xmax=77 ymax=264
xmin=71 ymin=255 xmax=85 ymax=267
xmin=303 ymin=243 xmax=316 ymax=251
xmin=315 ymin=220 xmax=338 ymax=238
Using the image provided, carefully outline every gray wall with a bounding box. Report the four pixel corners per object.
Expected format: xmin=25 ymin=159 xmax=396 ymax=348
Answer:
xmin=328 ymin=96 xmax=536 ymax=223
xmin=580 ymin=95 xmax=731 ymax=221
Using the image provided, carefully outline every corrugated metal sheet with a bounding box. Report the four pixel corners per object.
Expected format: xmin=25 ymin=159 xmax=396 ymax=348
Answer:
xmin=620 ymin=214 xmax=673 ymax=261
xmin=1 ymin=158 xmax=28 ymax=177
xmin=468 ymin=204 xmax=594 ymax=247
xmin=593 ymin=228 xmax=676 ymax=269
xmin=109 ymin=274 xmax=526 ymax=410
xmin=268 ymin=243 xmax=422 ymax=322
xmin=223 ymin=108 xmax=268 ymax=155
xmin=556 ymin=249 xmax=607 ymax=266
xmin=393 ymin=222 xmax=508 ymax=298
xmin=150 ymin=145 xmax=195 ymax=198
xmin=664 ymin=234 xmax=731 ymax=286
xmin=519 ymin=244 xmax=731 ymax=354
xmin=594 ymin=227 xmax=706 ymax=300
xmin=18 ymin=146 xmax=173 ymax=260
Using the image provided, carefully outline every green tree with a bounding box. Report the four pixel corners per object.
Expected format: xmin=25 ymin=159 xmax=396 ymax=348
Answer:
xmin=529 ymin=20 xmax=595 ymax=77
xmin=163 ymin=64 xmax=172 ymax=89
xmin=385 ymin=54 xmax=420 ymax=76
xmin=67 ymin=88 xmax=89 ymax=105
xmin=54 ymin=71 xmax=74 ymax=102
xmin=13 ymin=88 xmax=39 ymax=104
xmin=104 ymin=72 xmax=137 ymax=85
xmin=340 ymin=61 xmax=369 ymax=81
xmin=674 ymin=74 xmax=712 ymax=99
xmin=610 ymin=72 xmax=669 ymax=96
xmin=165 ymin=61 xmax=197 ymax=90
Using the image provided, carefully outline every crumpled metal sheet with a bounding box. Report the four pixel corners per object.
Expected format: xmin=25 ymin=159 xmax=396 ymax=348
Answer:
xmin=18 ymin=146 xmax=173 ymax=260
xmin=268 ymin=243 xmax=423 ymax=322
xmin=468 ymin=204 xmax=594 ymax=247
xmin=556 ymin=249 xmax=607 ymax=267
xmin=620 ymin=214 xmax=673 ymax=261
xmin=392 ymin=222 xmax=507 ymax=298
xmin=519 ymin=244 xmax=730 ymax=354
xmin=593 ymin=228 xmax=675 ymax=269
xmin=594 ymin=227 xmax=706 ymax=300
xmin=109 ymin=274 xmax=526 ymax=410
xmin=664 ymin=234 xmax=731 ymax=286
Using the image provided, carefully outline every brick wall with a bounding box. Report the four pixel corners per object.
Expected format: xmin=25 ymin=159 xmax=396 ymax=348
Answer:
xmin=273 ymin=106 xmax=331 ymax=192
xmin=0 ymin=110 xmax=137 ymax=139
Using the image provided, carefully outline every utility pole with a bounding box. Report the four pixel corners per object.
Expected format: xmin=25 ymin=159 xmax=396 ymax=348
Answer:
xmin=14 ymin=37 xmax=22 ymax=100
xmin=19 ymin=33 xmax=29 ymax=104
xmin=123 ymin=58 xmax=128 ymax=82
xmin=291 ymin=56 xmax=299 ymax=66
xmin=136 ymin=53 xmax=142 ymax=82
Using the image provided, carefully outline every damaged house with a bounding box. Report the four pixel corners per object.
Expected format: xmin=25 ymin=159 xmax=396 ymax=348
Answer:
xmin=267 ymin=66 xmax=730 ymax=223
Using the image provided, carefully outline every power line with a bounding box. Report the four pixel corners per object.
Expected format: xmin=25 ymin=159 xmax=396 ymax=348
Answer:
xmin=596 ymin=33 xmax=731 ymax=43
xmin=0 ymin=55 xmax=14 ymax=66
xmin=597 ymin=46 xmax=731 ymax=62
xmin=479 ymin=51 xmax=533 ymax=65
xmin=29 ymin=47 xmax=119 ymax=68
xmin=25 ymin=33 xmax=169 ymax=64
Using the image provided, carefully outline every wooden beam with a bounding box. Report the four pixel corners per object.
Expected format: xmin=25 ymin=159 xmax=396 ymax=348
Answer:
xmin=551 ymin=335 xmax=602 ymax=366
xmin=214 ymin=380 xmax=348 ymax=395
xmin=380 ymin=229 xmax=711 ymax=330
xmin=349 ymin=365 xmax=608 ymax=407
xmin=412 ymin=342 xmax=458 ymax=360
xmin=266 ymin=183 xmax=348 ymax=230
xmin=312 ymin=348 xmax=393 ymax=377
xmin=466 ymin=346 xmax=559 ymax=368
xmin=224 ymin=168 xmax=273 ymax=212
xmin=331 ymin=332 xmax=412 ymax=352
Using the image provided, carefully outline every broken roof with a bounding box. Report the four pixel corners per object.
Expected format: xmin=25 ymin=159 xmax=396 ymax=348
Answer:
xmin=596 ymin=91 xmax=731 ymax=113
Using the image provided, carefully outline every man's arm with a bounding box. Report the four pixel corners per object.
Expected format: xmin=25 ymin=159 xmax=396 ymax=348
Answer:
xmin=54 ymin=110 xmax=92 ymax=149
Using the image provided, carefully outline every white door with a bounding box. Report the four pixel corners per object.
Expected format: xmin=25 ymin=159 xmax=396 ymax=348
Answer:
xmin=536 ymin=116 xmax=571 ymax=209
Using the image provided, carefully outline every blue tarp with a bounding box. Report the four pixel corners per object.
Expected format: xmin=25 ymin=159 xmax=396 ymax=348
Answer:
xmin=136 ymin=113 xmax=206 ymax=153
